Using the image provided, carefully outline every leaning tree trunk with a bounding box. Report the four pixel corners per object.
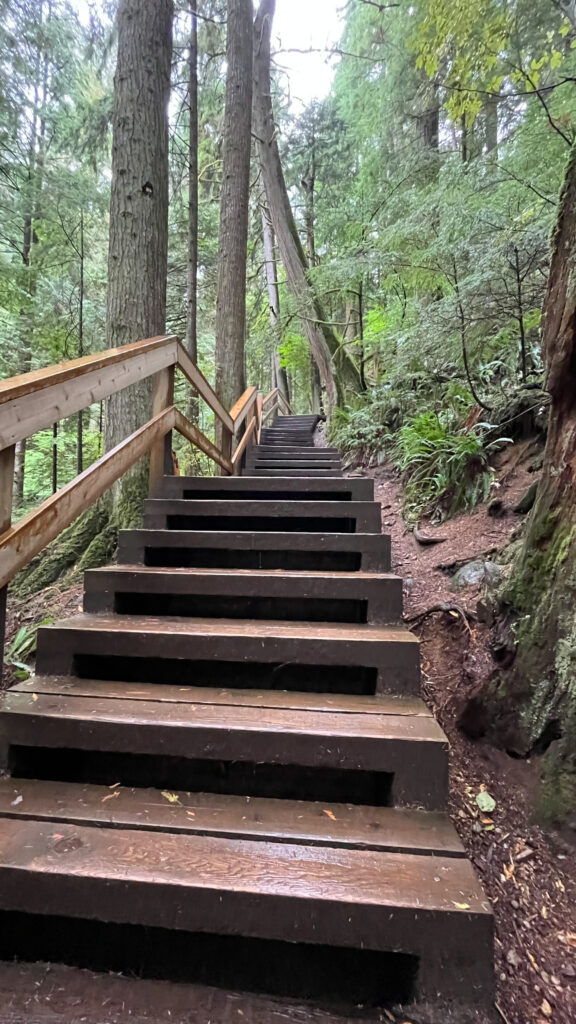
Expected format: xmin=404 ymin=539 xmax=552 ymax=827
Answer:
xmin=261 ymin=202 xmax=289 ymax=404
xmin=253 ymin=0 xmax=361 ymax=410
xmin=214 ymin=0 xmax=253 ymax=450
xmin=186 ymin=1 xmax=199 ymax=423
xmin=494 ymin=144 xmax=576 ymax=821
xmin=105 ymin=0 xmax=173 ymax=524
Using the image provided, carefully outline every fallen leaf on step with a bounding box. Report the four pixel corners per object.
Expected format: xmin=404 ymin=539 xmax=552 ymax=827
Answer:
xmin=323 ymin=809 xmax=337 ymax=820
xmin=186 ymin=811 xmax=196 ymax=818
xmin=452 ymin=902 xmax=471 ymax=910
xmin=32 ymin=693 xmax=38 ymax=701
xmin=109 ymin=782 xmax=121 ymax=789
xmin=101 ymin=791 xmax=120 ymax=803
xmin=161 ymin=790 xmax=181 ymax=804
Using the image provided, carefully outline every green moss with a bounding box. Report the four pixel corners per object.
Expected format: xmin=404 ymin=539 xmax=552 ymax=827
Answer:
xmin=10 ymin=504 xmax=107 ymax=599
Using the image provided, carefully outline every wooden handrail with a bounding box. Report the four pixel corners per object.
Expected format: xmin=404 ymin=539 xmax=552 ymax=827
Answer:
xmin=0 ymin=404 xmax=235 ymax=589
xmin=0 ymin=336 xmax=236 ymax=449
xmin=231 ymin=416 xmax=257 ymax=473
xmin=0 ymin=332 xmax=282 ymax=639
xmin=229 ymin=386 xmax=258 ymax=431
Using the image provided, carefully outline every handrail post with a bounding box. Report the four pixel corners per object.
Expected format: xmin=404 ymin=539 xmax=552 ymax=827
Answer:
xmin=0 ymin=445 xmax=15 ymax=682
xmin=149 ymin=366 xmax=175 ymax=495
xmin=220 ymin=425 xmax=233 ymax=475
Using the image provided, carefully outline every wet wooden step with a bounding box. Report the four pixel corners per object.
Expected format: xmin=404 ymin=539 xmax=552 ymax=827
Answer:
xmin=143 ymin=499 xmax=381 ymax=533
xmin=118 ymin=529 xmax=391 ymax=572
xmin=0 ymin=687 xmax=446 ymax=808
xmin=248 ymin=469 xmax=347 ymax=478
xmin=83 ymin=566 xmax=403 ymax=624
xmin=158 ymin=475 xmax=373 ymax=500
xmin=11 ymin=676 xmax=431 ymax=715
xmin=34 ymin=615 xmax=421 ymax=696
xmin=245 ymin=462 xmax=343 ymax=471
xmin=0 ymin=778 xmax=464 ymax=856
xmin=0 ymin=819 xmax=493 ymax=1002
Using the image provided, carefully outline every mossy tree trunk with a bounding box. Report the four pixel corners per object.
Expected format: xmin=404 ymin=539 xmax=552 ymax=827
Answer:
xmin=496 ymin=144 xmax=576 ymax=820
xmin=214 ymin=0 xmax=253 ymax=445
xmin=105 ymin=0 xmax=173 ymax=525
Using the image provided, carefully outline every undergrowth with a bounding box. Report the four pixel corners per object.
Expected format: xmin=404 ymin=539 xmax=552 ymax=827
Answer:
xmin=332 ymin=384 xmax=511 ymax=521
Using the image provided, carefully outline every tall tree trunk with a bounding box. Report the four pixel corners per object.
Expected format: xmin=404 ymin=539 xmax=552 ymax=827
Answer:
xmin=214 ymin=0 xmax=253 ymax=443
xmin=77 ymin=209 xmax=84 ymax=475
xmin=491 ymin=145 xmax=576 ymax=821
xmin=186 ymin=2 xmax=199 ymax=422
xmin=261 ymin=202 xmax=289 ymax=403
xmin=105 ymin=0 xmax=173 ymax=523
xmin=253 ymin=0 xmax=361 ymax=410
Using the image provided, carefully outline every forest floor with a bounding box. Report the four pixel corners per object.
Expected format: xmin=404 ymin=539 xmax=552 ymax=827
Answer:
xmin=367 ymin=444 xmax=576 ymax=1024
xmin=0 ymin=443 xmax=575 ymax=1023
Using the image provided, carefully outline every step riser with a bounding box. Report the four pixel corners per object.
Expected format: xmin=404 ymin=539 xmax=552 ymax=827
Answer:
xmin=1 ymin=717 xmax=446 ymax=811
xmin=35 ymin=627 xmax=420 ymax=697
xmin=119 ymin=532 xmax=391 ymax=572
xmin=143 ymin=500 xmax=381 ymax=534
xmin=83 ymin=572 xmax=403 ymax=625
xmin=0 ymin=824 xmax=493 ymax=1003
xmin=158 ymin=477 xmax=373 ymax=500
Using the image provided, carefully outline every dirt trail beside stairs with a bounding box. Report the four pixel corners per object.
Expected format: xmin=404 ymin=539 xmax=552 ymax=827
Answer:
xmin=367 ymin=458 xmax=576 ymax=1024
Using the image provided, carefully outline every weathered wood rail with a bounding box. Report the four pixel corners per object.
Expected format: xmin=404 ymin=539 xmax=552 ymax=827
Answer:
xmin=0 ymin=334 xmax=291 ymax=651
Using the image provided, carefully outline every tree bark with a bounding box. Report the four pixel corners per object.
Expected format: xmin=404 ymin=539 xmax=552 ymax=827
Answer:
xmin=214 ymin=0 xmax=253 ymax=435
xmin=186 ymin=2 xmax=199 ymax=422
xmin=261 ymin=202 xmax=289 ymax=403
xmin=105 ymin=0 xmax=173 ymax=523
xmin=494 ymin=144 xmax=576 ymax=820
xmin=253 ymin=0 xmax=361 ymax=409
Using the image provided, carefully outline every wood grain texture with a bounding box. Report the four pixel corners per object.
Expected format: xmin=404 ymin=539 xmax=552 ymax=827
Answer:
xmin=0 ymin=778 xmax=464 ymax=856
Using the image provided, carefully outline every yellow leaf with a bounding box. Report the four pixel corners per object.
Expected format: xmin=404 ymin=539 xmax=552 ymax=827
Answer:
xmin=541 ymin=905 xmax=548 ymax=919
xmin=101 ymin=791 xmax=120 ymax=803
xmin=452 ymin=902 xmax=470 ymax=910
xmin=541 ymin=998 xmax=552 ymax=1018
xmin=161 ymin=790 xmax=181 ymax=804
xmin=32 ymin=693 xmax=38 ymax=702
xmin=323 ymin=809 xmax=337 ymax=821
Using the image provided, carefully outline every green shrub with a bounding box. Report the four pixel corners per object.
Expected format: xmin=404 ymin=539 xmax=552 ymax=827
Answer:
xmin=393 ymin=412 xmax=507 ymax=521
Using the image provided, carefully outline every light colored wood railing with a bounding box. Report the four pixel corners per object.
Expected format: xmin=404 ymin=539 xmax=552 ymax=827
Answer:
xmin=0 ymin=336 xmax=292 ymax=601
xmin=262 ymin=387 xmax=291 ymax=424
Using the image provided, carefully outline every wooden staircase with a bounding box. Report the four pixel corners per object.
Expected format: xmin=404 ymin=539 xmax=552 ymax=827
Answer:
xmin=0 ymin=414 xmax=493 ymax=1009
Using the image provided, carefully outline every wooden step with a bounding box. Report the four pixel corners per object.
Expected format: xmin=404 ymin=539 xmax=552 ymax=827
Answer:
xmin=248 ymin=469 xmax=347 ymax=478
xmin=83 ymin=566 xmax=402 ymax=624
xmin=245 ymin=462 xmax=342 ymax=468
xmin=143 ymin=499 xmax=381 ymax=533
xmin=250 ymin=446 xmax=340 ymax=455
xmin=0 ymin=686 xmax=444 ymax=808
xmin=118 ymin=529 xmax=391 ymax=572
xmin=158 ymin=475 xmax=373 ymax=500
xmin=10 ymin=676 xmax=432 ymax=714
xmin=0 ymin=819 xmax=493 ymax=1002
xmin=0 ymin=777 xmax=464 ymax=855
xmin=34 ymin=614 xmax=421 ymax=696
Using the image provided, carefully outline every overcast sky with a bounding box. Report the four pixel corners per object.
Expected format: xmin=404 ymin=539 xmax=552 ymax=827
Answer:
xmin=273 ymin=0 xmax=344 ymax=108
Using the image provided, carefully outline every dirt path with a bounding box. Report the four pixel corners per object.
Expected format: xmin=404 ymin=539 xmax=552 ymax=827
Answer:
xmin=368 ymin=461 xmax=576 ymax=1024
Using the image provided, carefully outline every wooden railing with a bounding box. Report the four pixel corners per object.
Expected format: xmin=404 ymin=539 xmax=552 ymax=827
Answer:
xmin=0 ymin=336 xmax=292 ymax=598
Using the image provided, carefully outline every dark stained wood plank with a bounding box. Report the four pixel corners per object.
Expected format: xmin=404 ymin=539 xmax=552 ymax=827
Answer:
xmin=0 ymin=691 xmax=448 ymax=808
xmin=0 ymin=778 xmax=464 ymax=856
xmin=12 ymin=676 xmax=432 ymax=716
xmin=0 ymin=819 xmax=493 ymax=1002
